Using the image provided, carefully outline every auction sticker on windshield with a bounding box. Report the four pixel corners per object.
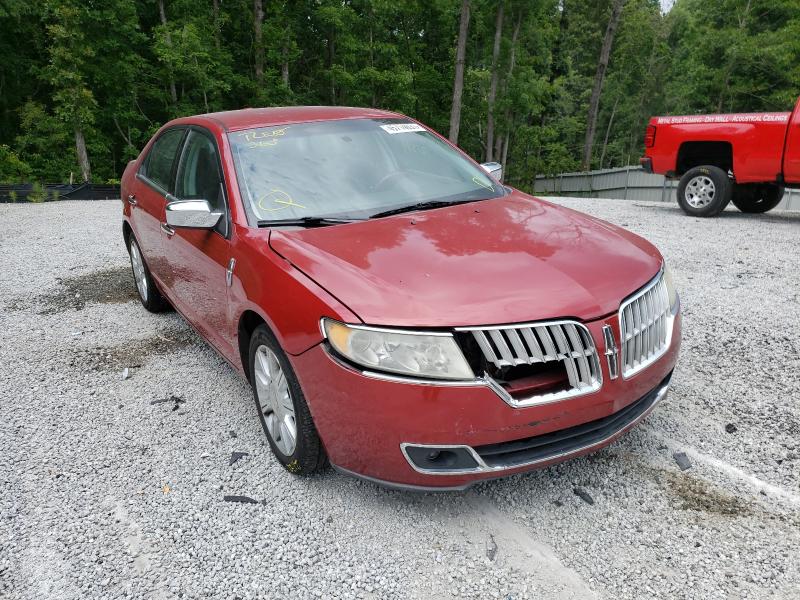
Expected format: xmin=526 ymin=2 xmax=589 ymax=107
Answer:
xmin=380 ymin=123 xmax=426 ymax=134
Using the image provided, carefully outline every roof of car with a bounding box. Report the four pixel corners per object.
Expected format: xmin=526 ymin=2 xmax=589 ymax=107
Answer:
xmin=191 ymin=106 xmax=404 ymax=131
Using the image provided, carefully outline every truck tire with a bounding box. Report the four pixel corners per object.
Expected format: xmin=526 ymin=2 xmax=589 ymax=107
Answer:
xmin=676 ymin=166 xmax=732 ymax=217
xmin=731 ymin=184 xmax=784 ymax=213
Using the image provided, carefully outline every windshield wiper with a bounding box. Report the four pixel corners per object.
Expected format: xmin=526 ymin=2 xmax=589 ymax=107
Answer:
xmin=257 ymin=216 xmax=364 ymax=228
xmin=368 ymin=199 xmax=481 ymax=219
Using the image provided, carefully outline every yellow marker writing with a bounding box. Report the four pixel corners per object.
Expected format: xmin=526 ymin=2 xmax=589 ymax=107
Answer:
xmin=241 ymin=126 xmax=290 ymax=144
xmin=257 ymin=189 xmax=306 ymax=212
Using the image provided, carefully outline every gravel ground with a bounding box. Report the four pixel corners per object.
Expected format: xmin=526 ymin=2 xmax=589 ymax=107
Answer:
xmin=1 ymin=198 xmax=798 ymax=600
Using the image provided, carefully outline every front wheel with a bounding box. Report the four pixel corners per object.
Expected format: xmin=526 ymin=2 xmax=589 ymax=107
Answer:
xmin=731 ymin=184 xmax=784 ymax=213
xmin=676 ymin=165 xmax=732 ymax=217
xmin=248 ymin=325 xmax=327 ymax=475
xmin=128 ymin=235 xmax=170 ymax=312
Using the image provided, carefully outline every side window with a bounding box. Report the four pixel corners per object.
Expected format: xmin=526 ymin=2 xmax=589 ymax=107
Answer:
xmin=141 ymin=128 xmax=184 ymax=191
xmin=175 ymin=130 xmax=225 ymax=211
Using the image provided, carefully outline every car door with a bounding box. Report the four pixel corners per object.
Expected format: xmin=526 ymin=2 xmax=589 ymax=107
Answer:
xmin=130 ymin=127 xmax=186 ymax=283
xmin=161 ymin=127 xmax=236 ymax=359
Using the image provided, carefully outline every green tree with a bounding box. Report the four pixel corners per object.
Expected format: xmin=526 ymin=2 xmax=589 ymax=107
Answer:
xmin=43 ymin=0 xmax=97 ymax=181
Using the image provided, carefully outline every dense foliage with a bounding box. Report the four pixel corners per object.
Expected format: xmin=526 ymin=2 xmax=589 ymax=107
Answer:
xmin=1 ymin=0 xmax=798 ymax=188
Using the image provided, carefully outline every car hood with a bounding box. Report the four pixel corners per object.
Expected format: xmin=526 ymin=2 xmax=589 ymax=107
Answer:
xmin=268 ymin=192 xmax=663 ymax=327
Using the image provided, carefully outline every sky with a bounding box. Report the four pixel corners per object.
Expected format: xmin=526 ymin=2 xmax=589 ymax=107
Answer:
xmin=661 ymin=0 xmax=675 ymax=11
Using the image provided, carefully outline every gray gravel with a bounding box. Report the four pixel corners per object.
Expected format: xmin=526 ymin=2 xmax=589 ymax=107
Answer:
xmin=1 ymin=197 xmax=799 ymax=599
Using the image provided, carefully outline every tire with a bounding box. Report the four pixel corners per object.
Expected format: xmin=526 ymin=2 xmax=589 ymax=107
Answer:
xmin=731 ymin=183 xmax=784 ymax=214
xmin=127 ymin=235 xmax=170 ymax=312
xmin=248 ymin=325 xmax=327 ymax=475
xmin=676 ymin=165 xmax=732 ymax=217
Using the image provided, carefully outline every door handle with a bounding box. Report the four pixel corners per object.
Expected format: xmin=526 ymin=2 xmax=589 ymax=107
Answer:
xmin=127 ymin=194 xmax=137 ymax=206
xmin=161 ymin=222 xmax=175 ymax=237
xmin=226 ymin=258 xmax=236 ymax=288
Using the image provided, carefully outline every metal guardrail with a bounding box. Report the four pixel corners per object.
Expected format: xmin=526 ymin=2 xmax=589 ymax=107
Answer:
xmin=533 ymin=166 xmax=800 ymax=212
xmin=0 ymin=183 xmax=121 ymax=203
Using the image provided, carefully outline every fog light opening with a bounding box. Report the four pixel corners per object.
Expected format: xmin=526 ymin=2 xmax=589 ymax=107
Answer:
xmin=403 ymin=445 xmax=480 ymax=472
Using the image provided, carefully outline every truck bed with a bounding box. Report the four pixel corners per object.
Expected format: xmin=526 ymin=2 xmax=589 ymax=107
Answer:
xmin=646 ymin=111 xmax=791 ymax=184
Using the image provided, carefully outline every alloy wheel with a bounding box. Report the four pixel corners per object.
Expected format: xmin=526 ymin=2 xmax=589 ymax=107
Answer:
xmin=685 ymin=175 xmax=716 ymax=209
xmin=129 ymin=240 xmax=148 ymax=301
xmin=253 ymin=345 xmax=297 ymax=456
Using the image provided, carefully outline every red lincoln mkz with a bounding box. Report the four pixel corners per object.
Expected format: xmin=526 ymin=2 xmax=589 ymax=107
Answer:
xmin=121 ymin=107 xmax=681 ymax=490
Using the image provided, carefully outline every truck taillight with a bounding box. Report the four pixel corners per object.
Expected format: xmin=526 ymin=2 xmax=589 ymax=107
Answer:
xmin=644 ymin=125 xmax=657 ymax=148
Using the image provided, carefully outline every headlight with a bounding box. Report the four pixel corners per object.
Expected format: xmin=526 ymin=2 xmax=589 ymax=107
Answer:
xmin=663 ymin=264 xmax=679 ymax=311
xmin=322 ymin=319 xmax=475 ymax=381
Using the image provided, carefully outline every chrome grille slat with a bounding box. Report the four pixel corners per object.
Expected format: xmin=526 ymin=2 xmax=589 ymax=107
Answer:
xmin=564 ymin=323 xmax=591 ymax=385
xmin=505 ymin=328 xmax=529 ymax=364
xmin=619 ymin=271 xmax=674 ymax=378
xmin=461 ymin=320 xmax=602 ymax=406
xmin=537 ymin=327 xmax=559 ymax=361
xmin=473 ymin=330 xmax=499 ymax=365
xmin=521 ymin=328 xmax=545 ymax=362
xmin=549 ymin=325 xmax=579 ymax=388
xmin=642 ymin=290 xmax=653 ymax=358
xmin=489 ymin=329 xmax=516 ymax=366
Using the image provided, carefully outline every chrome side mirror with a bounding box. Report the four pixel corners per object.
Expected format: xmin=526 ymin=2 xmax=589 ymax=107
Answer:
xmin=165 ymin=199 xmax=222 ymax=229
xmin=480 ymin=161 xmax=503 ymax=182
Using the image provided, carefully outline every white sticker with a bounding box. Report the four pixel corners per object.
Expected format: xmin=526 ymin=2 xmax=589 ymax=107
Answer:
xmin=380 ymin=123 xmax=427 ymax=134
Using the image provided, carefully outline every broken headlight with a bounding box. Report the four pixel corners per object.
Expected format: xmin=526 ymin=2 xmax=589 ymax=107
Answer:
xmin=322 ymin=319 xmax=475 ymax=381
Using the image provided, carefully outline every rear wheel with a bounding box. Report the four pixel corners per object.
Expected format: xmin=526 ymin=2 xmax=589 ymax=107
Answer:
xmin=676 ymin=165 xmax=732 ymax=217
xmin=731 ymin=183 xmax=784 ymax=213
xmin=248 ymin=325 xmax=327 ymax=475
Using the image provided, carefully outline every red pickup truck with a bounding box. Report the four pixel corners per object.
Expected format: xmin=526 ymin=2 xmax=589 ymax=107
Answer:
xmin=641 ymin=97 xmax=800 ymax=217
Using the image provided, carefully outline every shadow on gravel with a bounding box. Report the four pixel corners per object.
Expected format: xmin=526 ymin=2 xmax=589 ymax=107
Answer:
xmin=629 ymin=202 xmax=800 ymax=223
xmin=70 ymin=327 xmax=200 ymax=371
xmin=7 ymin=266 xmax=138 ymax=313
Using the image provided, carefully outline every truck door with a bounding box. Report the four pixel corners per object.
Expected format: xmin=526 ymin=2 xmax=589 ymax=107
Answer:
xmin=781 ymin=96 xmax=800 ymax=184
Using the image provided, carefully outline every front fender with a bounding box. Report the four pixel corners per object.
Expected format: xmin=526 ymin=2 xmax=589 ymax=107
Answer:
xmin=229 ymin=225 xmax=361 ymax=362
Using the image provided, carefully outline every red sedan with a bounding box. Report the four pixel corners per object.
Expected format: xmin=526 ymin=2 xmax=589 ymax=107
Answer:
xmin=121 ymin=107 xmax=681 ymax=490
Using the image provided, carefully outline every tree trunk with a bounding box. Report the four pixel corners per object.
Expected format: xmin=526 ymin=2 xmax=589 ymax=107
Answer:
xmin=212 ymin=0 xmax=221 ymax=50
xmin=582 ymin=0 xmax=625 ymax=171
xmin=194 ymin=56 xmax=210 ymax=113
xmin=549 ymin=0 xmax=569 ymax=85
xmin=716 ymin=0 xmax=751 ymax=112
xmin=253 ymin=0 xmax=264 ymax=84
xmin=158 ymin=0 xmax=178 ymax=106
xmin=328 ymin=33 xmax=336 ymax=104
xmin=112 ymin=116 xmax=135 ymax=149
xmin=448 ymin=0 xmax=471 ymax=144
xmin=281 ymin=43 xmax=290 ymax=87
xmin=501 ymin=12 xmax=522 ymax=175
xmin=369 ymin=20 xmax=376 ymax=106
xmin=599 ymin=96 xmax=619 ymax=169
xmin=485 ymin=1 xmax=505 ymax=162
xmin=74 ymin=127 xmax=91 ymax=182
xmin=501 ymin=131 xmax=510 ymax=172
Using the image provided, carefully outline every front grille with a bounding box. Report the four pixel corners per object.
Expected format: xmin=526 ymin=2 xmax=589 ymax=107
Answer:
xmin=474 ymin=371 xmax=672 ymax=469
xmin=458 ymin=321 xmax=601 ymax=405
xmin=619 ymin=272 xmax=672 ymax=377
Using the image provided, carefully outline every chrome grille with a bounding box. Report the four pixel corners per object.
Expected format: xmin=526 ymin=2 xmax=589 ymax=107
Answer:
xmin=619 ymin=272 xmax=672 ymax=377
xmin=459 ymin=321 xmax=602 ymax=405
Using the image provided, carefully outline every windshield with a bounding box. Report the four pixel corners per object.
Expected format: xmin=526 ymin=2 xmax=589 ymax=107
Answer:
xmin=228 ymin=118 xmax=504 ymax=222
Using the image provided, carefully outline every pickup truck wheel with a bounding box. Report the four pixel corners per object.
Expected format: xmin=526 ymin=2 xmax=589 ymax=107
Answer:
xmin=677 ymin=166 xmax=732 ymax=217
xmin=732 ymin=184 xmax=784 ymax=213
xmin=127 ymin=236 xmax=170 ymax=312
xmin=249 ymin=325 xmax=327 ymax=475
